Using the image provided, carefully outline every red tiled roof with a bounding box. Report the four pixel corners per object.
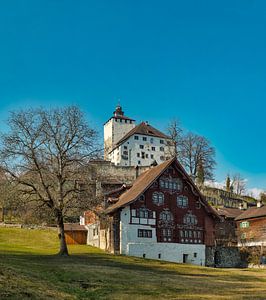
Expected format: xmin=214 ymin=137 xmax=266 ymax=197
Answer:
xmin=235 ymin=205 xmax=266 ymax=221
xmin=105 ymin=157 xmax=219 ymax=219
xmin=111 ymin=122 xmax=171 ymax=152
xmin=216 ymin=207 xmax=243 ymax=219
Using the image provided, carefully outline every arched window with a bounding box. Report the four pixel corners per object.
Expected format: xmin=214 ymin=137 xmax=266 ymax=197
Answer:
xmin=160 ymin=210 xmax=173 ymax=221
xmin=177 ymin=195 xmax=188 ymax=208
xmin=183 ymin=212 xmax=198 ymax=225
xmin=152 ymin=192 xmax=164 ymax=205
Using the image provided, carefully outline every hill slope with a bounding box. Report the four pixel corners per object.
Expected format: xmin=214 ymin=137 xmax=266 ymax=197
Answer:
xmin=0 ymin=227 xmax=265 ymax=299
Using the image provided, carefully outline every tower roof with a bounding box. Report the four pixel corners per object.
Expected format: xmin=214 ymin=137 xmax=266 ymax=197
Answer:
xmin=104 ymin=104 xmax=135 ymax=125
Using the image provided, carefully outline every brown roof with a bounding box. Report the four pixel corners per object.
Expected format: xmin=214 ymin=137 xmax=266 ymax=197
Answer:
xmin=235 ymin=205 xmax=266 ymax=221
xmin=64 ymin=223 xmax=87 ymax=231
xmin=216 ymin=207 xmax=243 ymax=219
xmin=111 ymin=122 xmax=171 ymax=152
xmin=105 ymin=157 xmax=219 ymax=219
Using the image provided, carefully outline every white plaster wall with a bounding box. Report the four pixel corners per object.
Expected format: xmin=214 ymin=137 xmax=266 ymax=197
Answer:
xmin=120 ymin=206 xmax=157 ymax=254
xmin=120 ymin=206 xmax=205 ymax=266
xmin=127 ymin=243 xmax=205 ymax=266
xmin=104 ymin=118 xmax=135 ymax=158
xmin=109 ymin=134 xmax=175 ymax=167
xmin=85 ymin=223 xmax=100 ymax=248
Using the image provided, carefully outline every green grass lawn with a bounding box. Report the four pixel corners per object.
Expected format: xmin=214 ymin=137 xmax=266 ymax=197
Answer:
xmin=0 ymin=227 xmax=266 ymax=299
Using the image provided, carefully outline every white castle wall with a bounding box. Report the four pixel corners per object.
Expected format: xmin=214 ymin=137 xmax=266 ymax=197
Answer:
xmin=109 ymin=134 xmax=174 ymax=167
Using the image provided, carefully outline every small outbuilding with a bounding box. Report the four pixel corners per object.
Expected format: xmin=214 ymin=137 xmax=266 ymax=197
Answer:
xmin=64 ymin=223 xmax=88 ymax=245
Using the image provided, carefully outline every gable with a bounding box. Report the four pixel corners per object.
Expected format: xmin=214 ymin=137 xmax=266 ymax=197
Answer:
xmin=105 ymin=158 xmax=219 ymax=218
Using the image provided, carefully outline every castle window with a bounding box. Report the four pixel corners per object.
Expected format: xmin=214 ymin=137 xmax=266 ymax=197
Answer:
xmin=140 ymin=145 xmax=144 ymax=149
xmin=151 ymin=146 xmax=155 ymax=151
xmin=152 ymin=192 xmax=164 ymax=206
xmin=151 ymin=154 xmax=154 ymax=159
xmin=124 ymin=146 xmax=127 ymax=149
xmin=134 ymin=136 xmax=139 ymax=140
xmin=177 ymin=196 xmax=188 ymax=208
xmin=137 ymin=153 xmax=140 ymax=157
xmin=160 ymin=140 xmax=164 ymax=144
xmin=141 ymin=152 xmax=145 ymax=159
xmin=143 ymin=137 xmax=147 ymax=141
xmin=146 ymin=154 xmax=148 ymax=158
xmin=150 ymin=138 xmax=154 ymax=143
xmin=138 ymin=229 xmax=152 ymax=238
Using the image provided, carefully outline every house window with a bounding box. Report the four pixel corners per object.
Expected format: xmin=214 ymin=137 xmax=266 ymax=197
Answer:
xmin=160 ymin=177 xmax=183 ymax=191
xmin=160 ymin=140 xmax=164 ymax=144
xmin=194 ymin=253 xmax=197 ymax=258
xmin=139 ymin=194 xmax=145 ymax=202
xmin=161 ymin=228 xmax=172 ymax=242
xmin=151 ymin=154 xmax=154 ymax=159
xmin=143 ymin=137 xmax=147 ymax=141
xmin=138 ymin=229 xmax=152 ymax=238
xmin=160 ymin=147 xmax=164 ymax=152
xmin=137 ymin=153 xmax=140 ymax=157
xmin=160 ymin=210 xmax=173 ymax=221
xmin=134 ymin=136 xmax=139 ymax=140
xmin=136 ymin=207 xmax=153 ymax=219
xmin=183 ymin=212 xmax=198 ymax=225
xmin=150 ymin=138 xmax=154 ymax=143
xmin=140 ymin=145 xmax=144 ymax=149
xmin=151 ymin=147 xmax=155 ymax=151
xmin=146 ymin=154 xmax=149 ymax=158
xmin=124 ymin=146 xmax=128 ymax=150
xmin=177 ymin=196 xmax=188 ymax=208
xmin=138 ymin=161 xmax=141 ymax=165
xmin=241 ymin=233 xmax=246 ymax=239
xmin=141 ymin=152 xmax=145 ymax=159
xmin=152 ymin=192 xmax=164 ymax=206
xmin=240 ymin=221 xmax=249 ymax=228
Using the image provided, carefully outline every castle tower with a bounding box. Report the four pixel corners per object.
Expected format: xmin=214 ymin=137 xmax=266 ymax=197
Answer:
xmin=104 ymin=105 xmax=136 ymax=159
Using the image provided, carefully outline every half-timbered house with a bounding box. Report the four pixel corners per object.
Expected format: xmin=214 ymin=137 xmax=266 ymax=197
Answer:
xmin=86 ymin=157 xmax=219 ymax=265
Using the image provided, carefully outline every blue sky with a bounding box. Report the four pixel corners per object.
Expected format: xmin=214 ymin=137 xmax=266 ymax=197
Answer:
xmin=0 ymin=1 xmax=265 ymax=194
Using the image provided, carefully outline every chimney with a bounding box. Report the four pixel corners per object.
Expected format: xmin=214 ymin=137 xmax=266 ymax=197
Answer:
xmin=257 ymin=199 xmax=263 ymax=208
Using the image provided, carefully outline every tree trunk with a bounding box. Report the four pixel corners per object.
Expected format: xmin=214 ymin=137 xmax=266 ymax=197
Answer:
xmin=55 ymin=209 xmax=69 ymax=256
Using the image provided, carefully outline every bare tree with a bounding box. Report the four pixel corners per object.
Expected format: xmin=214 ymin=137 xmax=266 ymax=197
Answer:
xmin=0 ymin=106 xmax=100 ymax=255
xmin=231 ymin=173 xmax=246 ymax=195
xmin=166 ymin=119 xmax=183 ymax=157
xmin=179 ymin=132 xmax=216 ymax=181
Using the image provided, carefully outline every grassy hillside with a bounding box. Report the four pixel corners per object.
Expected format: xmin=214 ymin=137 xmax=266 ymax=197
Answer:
xmin=0 ymin=227 xmax=266 ymax=299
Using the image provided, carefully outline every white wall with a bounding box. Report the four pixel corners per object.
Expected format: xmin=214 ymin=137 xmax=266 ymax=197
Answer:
xmin=86 ymin=223 xmax=100 ymax=248
xmin=120 ymin=206 xmax=205 ymax=266
xmin=127 ymin=243 xmax=205 ymax=266
xmin=104 ymin=118 xmax=135 ymax=158
xmin=109 ymin=134 xmax=175 ymax=167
